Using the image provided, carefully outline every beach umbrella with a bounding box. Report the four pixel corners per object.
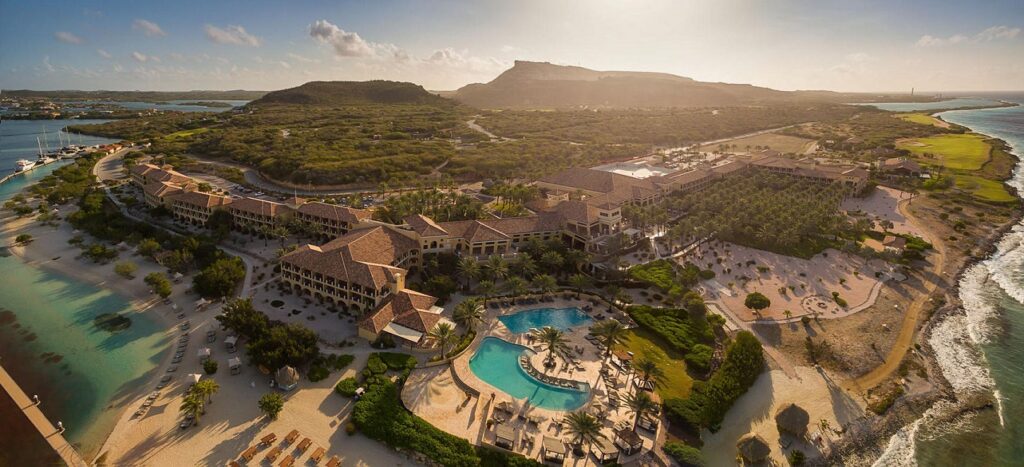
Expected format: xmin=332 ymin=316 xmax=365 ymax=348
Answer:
xmin=737 ymin=433 xmax=771 ymax=463
xmin=775 ymin=403 xmax=810 ymax=437
xmin=187 ymin=373 xmax=202 ymax=384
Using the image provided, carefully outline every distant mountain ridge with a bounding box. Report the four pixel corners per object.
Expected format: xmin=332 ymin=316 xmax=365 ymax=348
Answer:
xmin=451 ymin=60 xmax=842 ymax=109
xmin=252 ymin=80 xmax=451 ymax=106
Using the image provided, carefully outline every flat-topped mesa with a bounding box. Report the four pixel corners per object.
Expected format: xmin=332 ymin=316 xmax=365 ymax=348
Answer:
xmin=251 ymin=80 xmax=453 ymax=106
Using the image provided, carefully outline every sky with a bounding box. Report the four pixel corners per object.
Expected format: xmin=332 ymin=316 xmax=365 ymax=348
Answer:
xmin=1 ymin=0 xmax=1021 ymax=93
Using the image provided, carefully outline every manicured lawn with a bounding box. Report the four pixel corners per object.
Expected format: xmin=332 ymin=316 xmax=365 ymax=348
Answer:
xmin=955 ymin=175 xmax=1016 ymax=203
xmin=897 ymin=133 xmax=991 ymax=170
xmin=897 ymin=113 xmax=946 ymax=128
xmin=165 ymin=127 xmax=210 ymax=139
xmin=616 ymin=327 xmax=693 ymax=400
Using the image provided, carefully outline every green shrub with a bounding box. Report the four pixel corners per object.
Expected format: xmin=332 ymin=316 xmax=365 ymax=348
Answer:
xmin=627 ymin=305 xmax=714 ymax=354
xmin=307 ymin=366 xmax=330 ymax=382
xmin=335 ymin=377 xmax=359 ymax=397
xmin=366 ymin=354 xmax=388 ymax=374
xmin=203 ymin=359 xmax=218 ymax=374
xmin=684 ymin=344 xmax=714 ymax=373
xmin=663 ymin=441 xmax=706 ymax=467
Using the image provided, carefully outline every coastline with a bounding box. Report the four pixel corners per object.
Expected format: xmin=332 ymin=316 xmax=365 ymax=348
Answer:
xmin=828 ymin=115 xmax=1024 ymax=464
xmin=0 ymin=211 xmax=183 ymax=460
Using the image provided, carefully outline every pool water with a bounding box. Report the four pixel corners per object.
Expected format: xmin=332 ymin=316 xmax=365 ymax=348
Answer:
xmin=497 ymin=307 xmax=592 ymax=334
xmin=469 ymin=337 xmax=589 ymax=411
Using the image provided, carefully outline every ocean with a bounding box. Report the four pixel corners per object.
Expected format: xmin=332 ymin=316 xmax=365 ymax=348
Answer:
xmin=0 ymin=119 xmax=117 ymax=176
xmin=871 ymin=93 xmax=1024 ymax=466
xmin=0 ymin=122 xmax=168 ymax=459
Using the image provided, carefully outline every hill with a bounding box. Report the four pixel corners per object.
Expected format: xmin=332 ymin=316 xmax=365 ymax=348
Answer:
xmin=1 ymin=89 xmax=265 ymax=102
xmin=451 ymin=60 xmax=845 ymax=109
xmin=252 ymin=80 xmax=453 ymax=106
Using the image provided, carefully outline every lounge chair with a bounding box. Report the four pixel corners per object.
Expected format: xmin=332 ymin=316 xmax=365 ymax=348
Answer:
xmin=326 ymin=455 xmax=341 ymax=467
xmin=261 ymin=433 xmax=277 ymax=446
xmin=278 ymin=455 xmax=294 ymax=467
xmin=310 ymin=447 xmax=326 ymax=464
xmin=240 ymin=446 xmax=257 ymax=461
xmin=265 ymin=446 xmax=281 ymax=462
xmin=297 ymin=438 xmax=312 ymax=453
xmin=285 ymin=429 xmax=299 ymax=444
xmin=228 ymin=461 xmax=241 ymax=467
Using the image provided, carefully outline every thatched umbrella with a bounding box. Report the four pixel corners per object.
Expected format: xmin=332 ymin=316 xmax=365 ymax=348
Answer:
xmin=736 ymin=433 xmax=771 ymax=463
xmin=774 ymin=403 xmax=810 ymax=437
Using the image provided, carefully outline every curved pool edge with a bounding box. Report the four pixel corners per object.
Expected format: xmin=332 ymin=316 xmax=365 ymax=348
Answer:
xmin=468 ymin=336 xmax=591 ymax=411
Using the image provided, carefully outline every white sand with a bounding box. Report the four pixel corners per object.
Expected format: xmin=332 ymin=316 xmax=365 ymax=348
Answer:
xmin=841 ymin=186 xmax=928 ymax=240
xmin=701 ymin=366 xmax=866 ymax=466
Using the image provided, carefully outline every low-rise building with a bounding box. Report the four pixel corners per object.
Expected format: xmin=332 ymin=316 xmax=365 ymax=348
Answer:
xmin=227 ymin=197 xmax=301 ymax=233
xmin=294 ymin=202 xmax=373 ymax=239
xmin=358 ymin=289 xmax=451 ymax=347
xmin=143 ymin=180 xmax=188 ymax=208
xmin=880 ymin=157 xmax=924 ymax=178
xmin=169 ymin=191 xmax=233 ymax=225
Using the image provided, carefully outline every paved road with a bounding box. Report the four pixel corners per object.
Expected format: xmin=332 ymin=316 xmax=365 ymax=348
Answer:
xmin=0 ymin=364 xmax=89 ymax=467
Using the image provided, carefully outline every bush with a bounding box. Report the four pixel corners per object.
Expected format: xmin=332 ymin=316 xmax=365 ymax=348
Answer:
xmin=14 ymin=234 xmax=33 ymax=244
xmin=627 ymin=305 xmax=714 ymax=354
xmin=788 ymin=449 xmax=806 ymax=466
xmin=144 ymin=272 xmax=173 ymax=298
xmin=307 ymin=366 xmax=330 ymax=382
xmin=309 ymin=353 xmax=355 ymax=382
xmin=345 ymin=421 xmax=357 ymax=435
xmin=203 ymin=359 xmax=218 ymax=374
xmin=335 ymin=377 xmax=359 ymax=397
xmin=366 ymin=354 xmax=388 ymax=374
xmin=114 ymin=261 xmax=137 ymax=279
xmin=663 ymin=441 xmax=706 ymax=467
xmin=684 ymin=344 xmax=714 ymax=374
xmin=192 ymin=256 xmax=245 ymax=298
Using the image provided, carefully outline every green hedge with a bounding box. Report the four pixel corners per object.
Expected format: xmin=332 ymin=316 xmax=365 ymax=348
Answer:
xmin=335 ymin=377 xmax=358 ymax=397
xmin=627 ymin=305 xmax=714 ymax=354
xmin=663 ymin=441 xmax=706 ymax=467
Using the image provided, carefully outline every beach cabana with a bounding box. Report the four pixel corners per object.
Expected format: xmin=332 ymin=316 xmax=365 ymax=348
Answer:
xmin=224 ymin=335 xmax=238 ymax=353
xmin=737 ymin=433 xmax=771 ymax=464
xmin=275 ymin=365 xmax=299 ymax=391
xmin=494 ymin=424 xmax=517 ymax=450
xmin=187 ymin=373 xmax=202 ymax=385
xmin=194 ymin=298 xmax=210 ymax=310
xmin=197 ymin=347 xmax=211 ymax=361
xmin=228 ymin=357 xmax=242 ymax=375
xmin=613 ymin=428 xmax=644 ymax=456
xmin=542 ymin=436 xmax=566 ymax=463
xmin=593 ymin=436 xmax=619 ymax=463
xmin=775 ymin=403 xmax=810 ymax=437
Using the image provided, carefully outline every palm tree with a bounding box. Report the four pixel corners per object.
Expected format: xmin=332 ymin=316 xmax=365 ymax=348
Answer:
xmin=568 ymin=273 xmax=592 ymax=298
xmin=532 ymin=326 xmax=570 ymax=366
xmin=429 ymin=322 xmax=457 ymax=359
xmin=589 ymin=320 xmax=627 ymax=361
xmin=532 ymin=274 xmax=558 ymax=298
xmin=563 ymin=411 xmax=606 ymax=457
xmin=457 ymin=257 xmax=481 ymax=291
xmin=540 ymin=250 xmax=564 ymax=273
xmin=486 ymin=255 xmax=508 ymax=281
xmin=510 ymin=255 xmax=537 ymax=279
xmin=623 ymin=390 xmax=658 ymax=430
xmin=632 ymin=358 xmax=666 ymax=394
xmin=453 ymin=299 xmax=484 ymax=332
xmin=477 ymin=280 xmax=496 ymax=306
xmin=180 ymin=393 xmax=205 ymax=425
xmin=505 ymin=276 xmax=529 ymax=298
xmin=193 ymin=379 xmax=221 ymax=404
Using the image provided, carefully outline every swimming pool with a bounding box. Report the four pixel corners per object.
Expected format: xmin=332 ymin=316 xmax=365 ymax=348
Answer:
xmin=468 ymin=337 xmax=589 ymax=411
xmin=497 ymin=307 xmax=593 ymax=334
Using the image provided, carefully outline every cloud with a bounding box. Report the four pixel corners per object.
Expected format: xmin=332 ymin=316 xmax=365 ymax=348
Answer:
xmin=205 ymin=24 xmax=261 ymax=47
xmin=132 ymin=19 xmax=166 ymax=37
xmin=916 ymin=25 xmax=1020 ymax=47
xmin=309 ymin=20 xmax=374 ymax=57
xmin=54 ymin=31 xmax=83 ymax=44
xmin=43 ymin=56 xmax=55 ymax=72
xmin=132 ymin=51 xmax=150 ymax=62
xmin=287 ymin=52 xmax=320 ymax=64
xmin=97 ymin=49 xmax=112 ymax=59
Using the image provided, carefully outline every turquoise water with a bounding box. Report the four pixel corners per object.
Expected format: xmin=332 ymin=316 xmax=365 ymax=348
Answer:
xmin=469 ymin=337 xmax=589 ymax=410
xmin=497 ymin=307 xmax=592 ymax=334
xmin=0 ymin=119 xmax=116 ymax=176
xmin=856 ymin=98 xmax=1005 ymax=112
xmin=0 ymin=127 xmax=166 ymax=457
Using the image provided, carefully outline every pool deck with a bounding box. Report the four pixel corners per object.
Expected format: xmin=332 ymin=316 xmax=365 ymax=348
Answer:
xmin=402 ymin=296 xmax=661 ymax=465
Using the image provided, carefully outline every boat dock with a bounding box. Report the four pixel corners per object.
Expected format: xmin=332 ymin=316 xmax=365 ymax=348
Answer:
xmin=0 ymin=363 xmax=90 ymax=466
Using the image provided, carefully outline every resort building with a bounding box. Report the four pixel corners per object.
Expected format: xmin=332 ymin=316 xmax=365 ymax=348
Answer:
xmin=747 ymin=154 xmax=869 ymax=192
xmin=358 ymin=288 xmax=450 ymax=347
xmin=294 ymin=202 xmax=373 ymax=239
xmin=880 ymin=157 xmax=925 ymax=178
xmin=143 ymin=180 xmax=188 ymax=208
xmin=278 ymin=225 xmax=421 ymax=313
xmin=403 ymin=213 xmax=564 ymax=257
xmin=129 ymin=163 xmax=191 ymax=188
xmin=536 ymin=168 xmax=662 ymax=208
xmin=227 ymin=197 xmax=301 ymax=233
xmin=169 ymin=191 xmax=233 ymax=225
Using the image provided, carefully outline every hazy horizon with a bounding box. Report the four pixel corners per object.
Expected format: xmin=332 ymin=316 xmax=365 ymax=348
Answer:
xmin=1 ymin=0 xmax=1022 ymax=93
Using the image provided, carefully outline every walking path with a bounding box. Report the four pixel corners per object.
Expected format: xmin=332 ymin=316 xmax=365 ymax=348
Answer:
xmin=844 ymin=195 xmax=947 ymax=393
xmin=707 ymin=300 xmax=799 ymax=379
xmin=0 ymin=364 xmax=89 ymax=467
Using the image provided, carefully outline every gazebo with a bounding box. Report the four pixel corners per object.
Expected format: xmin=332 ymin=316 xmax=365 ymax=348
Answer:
xmin=197 ymin=347 xmax=211 ymax=361
xmin=737 ymin=433 xmax=771 ymax=464
xmin=224 ymin=335 xmax=238 ymax=353
xmin=494 ymin=424 xmax=516 ymax=450
xmin=775 ymin=403 xmax=810 ymax=437
xmin=542 ymin=436 xmax=566 ymax=463
xmin=593 ymin=436 xmax=618 ymax=463
xmin=228 ymin=357 xmax=242 ymax=375
xmin=613 ymin=428 xmax=644 ymax=456
xmin=276 ymin=365 xmax=299 ymax=391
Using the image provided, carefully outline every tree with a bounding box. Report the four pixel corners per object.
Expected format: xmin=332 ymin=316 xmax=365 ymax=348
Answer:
xmin=744 ymin=292 xmax=771 ymax=313
xmin=624 ymin=390 xmax=659 ymax=430
xmin=14 ymin=234 xmax=33 ymax=245
xmin=532 ymin=326 xmax=570 ymax=366
xmin=540 ymin=250 xmax=564 ymax=273
xmin=452 ymin=298 xmax=484 ymax=332
xmin=477 ymin=280 xmax=496 ymax=306
xmin=193 ymin=257 xmax=245 ymax=298
xmin=429 ymin=322 xmax=457 ymax=360
xmin=568 ymin=273 xmax=592 ymax=298
xmin=246 ymin=323 xmax=320 ymax=370
xmin=216 ymin=298 xmax=269 ymax=339
xmin=180 ymin=393 xmax=205 ymax=425
xmin=504 ymin=275 xmax=529 ymax=297
xmin=633 ymin=357 xmax=666 ymax=394
xmin=193 ymin=379 xmax=220 ymax=403
xmin=563 ymin=411 xmax=606 ymax=455
xmin=206 ymin=209 xmax=234 ymax=241
xmin=114 ymin=261 xmax=137 ymax=279
xmin=590 ymin=320 xmax=628 ymax=361
xmin=137 ymin=238 xmax=161 ymax=257
xmin=456 ymin=257 xmax=480 ymax=291
xmin=203 ymin=359 xmax=218 ymax=374
xmin=144 ymin=272 xmax=173 ymax=298
xmin=258 ymin=392 xmax=285 ymax=420
xmin=532 ymin=274 xmax=558 ymax=297
xmin=485 ymin=255 xmax=508 ymax=281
